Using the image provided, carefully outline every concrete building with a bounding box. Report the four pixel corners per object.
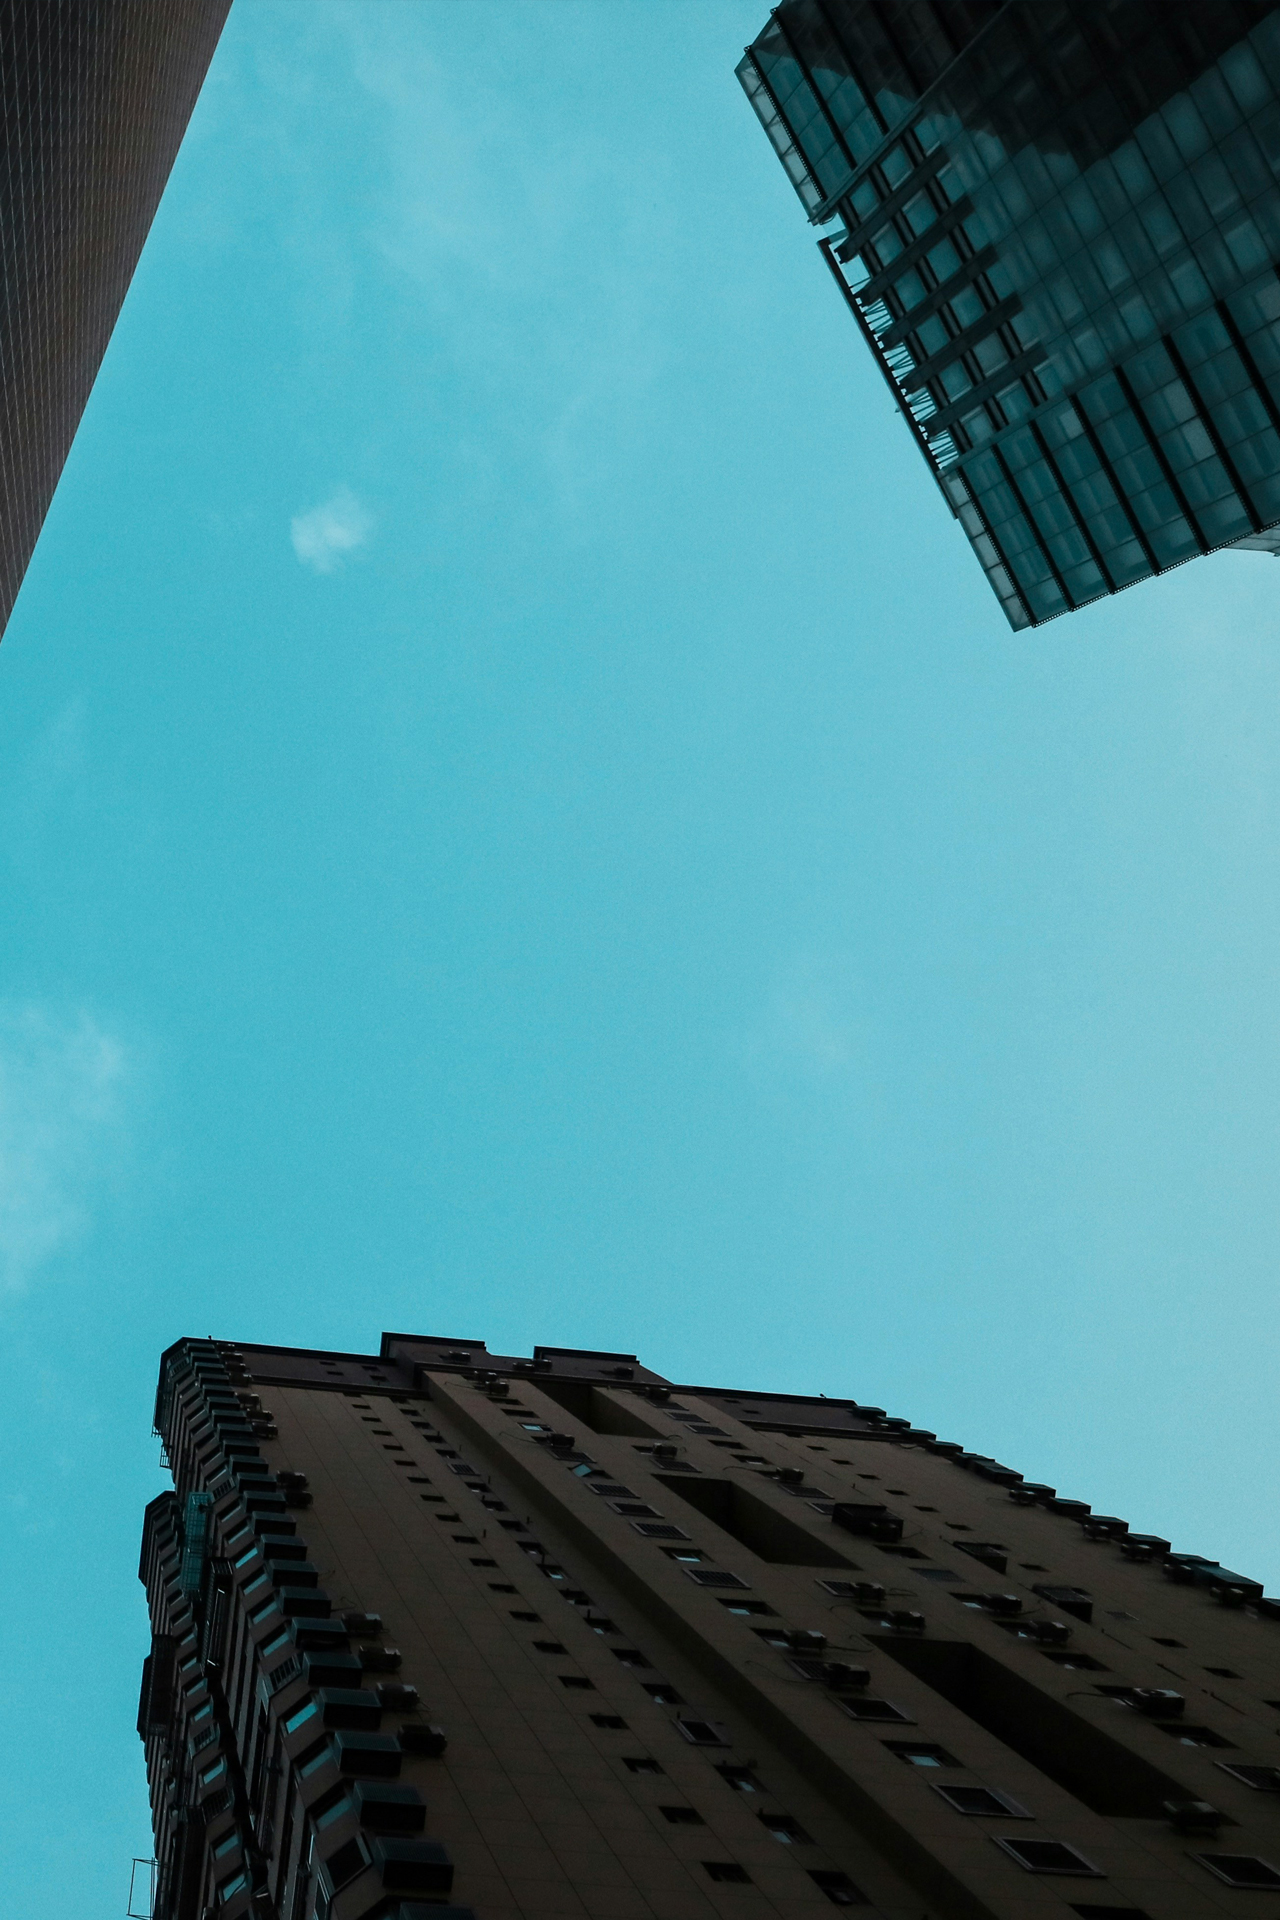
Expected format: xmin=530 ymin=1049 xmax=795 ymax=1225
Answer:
xmin=738 ymin=1 xmax=1280 ymax=627
xmin=0 ymin=0 xmax=230 ymax=639
xmin=140 ymin=1331 xmax=1280 ymax=1920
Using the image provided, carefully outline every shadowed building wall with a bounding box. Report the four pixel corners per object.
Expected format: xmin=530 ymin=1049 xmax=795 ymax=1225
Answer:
xmin=0 ymin=0 xmax=231 ymax=639
xmin=138 ymin=1330 xmax=1280 ymax=1920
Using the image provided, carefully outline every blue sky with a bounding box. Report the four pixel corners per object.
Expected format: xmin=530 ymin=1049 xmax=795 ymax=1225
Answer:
xmin=4 ymin=4 xmax=1280 ymax=1908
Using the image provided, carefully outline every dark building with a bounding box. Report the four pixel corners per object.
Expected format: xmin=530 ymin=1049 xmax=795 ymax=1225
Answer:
xmin=738 ymin=1 xmax=1280 ymax=627
xmin=0 ymin=1 xmax=230 ymax=639
xmin=140 ymin=1330 xmax=1280 ymax=1920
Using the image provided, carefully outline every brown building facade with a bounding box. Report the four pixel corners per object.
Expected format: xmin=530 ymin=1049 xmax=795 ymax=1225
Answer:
xmin=0 ymin=0 xmax=231 ymax=639
xmin=139 ymin=1332 xmax=1280 ymax=1920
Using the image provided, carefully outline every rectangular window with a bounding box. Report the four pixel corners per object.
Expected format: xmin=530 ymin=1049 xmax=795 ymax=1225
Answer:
xmin=590 ymin=1714 xmax=627 ymax=1730
xmin=933 ymin=1784 xmax=1029 ymax=1817
xmin=1194 ymin=1856 xmax=1280 ymax=1889
xmin=995 ymin=1838 xmax=1101 ymax=1876
xmin=642 ymin=1682 xmax=684 ymax=1704
xmin=883 ymin=1742 xmax=959 ymax=1768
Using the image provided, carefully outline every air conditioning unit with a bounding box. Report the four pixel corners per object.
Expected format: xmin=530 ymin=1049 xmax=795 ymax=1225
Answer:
xmin=351 ymin=1781 xmax=426 ymax=1835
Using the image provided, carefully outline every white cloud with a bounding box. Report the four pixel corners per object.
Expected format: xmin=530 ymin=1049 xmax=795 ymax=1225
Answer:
xmin=0 ymin=1005 xmax=131 ymax=1292
xmin=290 ymin=486 xmax=374 ymax=573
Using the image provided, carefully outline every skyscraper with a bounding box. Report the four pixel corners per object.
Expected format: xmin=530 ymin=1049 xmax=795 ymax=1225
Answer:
xmin=738 ymin=1 xmax=1280 ymax=627
xmin=141 ymin=1330 xmax=1280 ymax=1920
xmin=0 ymin=1 xmax=230 ymax=640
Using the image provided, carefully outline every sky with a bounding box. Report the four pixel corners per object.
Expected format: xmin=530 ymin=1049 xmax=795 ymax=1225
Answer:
xmin=3 ymin=3 xmax=1280 ymax=1910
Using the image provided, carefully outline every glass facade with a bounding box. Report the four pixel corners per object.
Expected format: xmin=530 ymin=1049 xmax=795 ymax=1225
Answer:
xmin=738 ymin=0 xmax=1280 ymax=627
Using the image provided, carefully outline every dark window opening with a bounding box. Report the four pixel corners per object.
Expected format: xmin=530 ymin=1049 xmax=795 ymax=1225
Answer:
xmin=703 ymin=1862 xmax=751 ymax=1884
xmin=1194 ymin=1856 xmax=1280 ymax=1889
xmin=717 ymin=1763 xmax=763 ymax=1791
xmin=933 ymin=1783 xmax=1029 ymax=1817
xmin=809 ymin=1867 xmax=869 ymax=1905
xmin=760 ymin=1812 xmax=813 ymax=1843
xmin=1157 ymin=1724 xmax=1234 ymax=1749
xmin=883 ymin=1741 xmax=958 ymax=1768
xmin=995 ymin=1837 xmax=1100 ymax=1876
xmin=660 ymin=1805 xmax=705 ymax=1825
xmin=623 ymin=1756 xmax=663 ymax=1774
xmin=590 ymin=1714 xmax=627 ymax=1730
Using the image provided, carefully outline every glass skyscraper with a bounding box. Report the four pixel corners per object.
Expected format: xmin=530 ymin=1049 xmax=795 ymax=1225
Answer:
xmin=738 ymin=1 xmax=1280 ymax=627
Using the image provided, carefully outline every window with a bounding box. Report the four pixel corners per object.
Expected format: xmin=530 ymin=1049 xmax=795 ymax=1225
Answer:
xmin=1217 ymin=1764 xmax=1280 ymax=1792
xmin=451 ymin=1534 xmax=479 ymax=1545
xmin=809 ymin=1867 xmax=869 ymax=1905
xmin=1204 ymin=1667 xmax=1240 ymax=1679
xmin=510 ymin=1611 xmax=540 ymax=1622
xmin=664 ymin=1549 xmax=704 ymax=1563
xmin=217 ymin=1871 xmax=249 ymax=1903
xmin=199 ymin=1758 xmax=228 ymax=1786
xmin=660 ymin=1805 xmax=705 ymax=1825
xmin=818 ymin=1581 xmax=869 ymax=1599
xmin=642 ymin=1682 xmax=683 ymax=1704
xmin=559 ymin=1675 xmax=594 ymax=1690
xmin=883 ymin=1741 xmax=958 ymax=1768
xmin=717 ymin=1763 xmax=763 ymax=1792
xmin=933 ymin=1784 xmax=1029 ymax=1817
xmin=760 ymin=1812 xmax=813 ymax=1843
xmin=590 ymin=1714 xmax=627 ymax=1730
xmin=677 ymin=1717 xmax=730 ymax=1747
xmin=634 ymin=1522 xmax=689 ymax=1540
xmin=623 ymin=1757 xmax=663 ymax=1774
xmin=488 ymin=1583 xmax=516 ymax=1594
xmin=1156 ymin=1724 xmax=1234 ymax=1749
xmin=283 ymin=1701 xmax=318 ymax=1735
xmin=1193 ymin=1856 xmax=1280 ymax=1890
xmin=719 ymin=1599 xmax=777 ymax=1617
xmin=533 ymin=1641 xmax=567 ymax=1655
xmin=613 ymin=1649 xmax=651 ymax=1668
xmin=1040 ymin=1651 xmax=1109 ymax=1672
xmin=685 ymin=1569 xmax=750 ymax=1590
xmin=470 ymin=1557 xmax=498 ymax=1567
xmin=211 ymin=1833 xmax=240 ymax=1860
xmin=838 ymin=1698 xmax=914 ymax=1723
xmin=1151 ymin=1637 xmax=1184 ymax=1648
xmin=995 ymin=1838 xmax=1101 ymax=1876
xmin=703 ymin=1862 xmax=751 ymax=1884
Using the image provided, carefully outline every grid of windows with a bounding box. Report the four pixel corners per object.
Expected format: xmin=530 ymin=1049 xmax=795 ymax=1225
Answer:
xmin=0 ymin=1 xmax=231 ymax=640
xmin=739 ymin=0 xmax=1280 ymax=627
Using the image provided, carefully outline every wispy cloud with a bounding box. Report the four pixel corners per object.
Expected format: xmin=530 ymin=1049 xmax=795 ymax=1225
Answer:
xmin=0 ymin=1005 xmax=132 ymax=1292
xmin=290 ymin=486 xmax=374 ymax=573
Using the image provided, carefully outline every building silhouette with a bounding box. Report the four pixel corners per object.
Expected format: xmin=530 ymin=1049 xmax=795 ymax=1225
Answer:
xmin=738 ymin=1 xmax=1280 ymax=626
xmin=0 ymin=0 xmax=230 ymax=640
xmin=140 ymin=1331 xmax=1280 ymax=1920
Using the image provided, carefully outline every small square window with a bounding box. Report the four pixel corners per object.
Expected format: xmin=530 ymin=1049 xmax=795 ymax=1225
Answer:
xmin=809 ymin=1868 xmax=869 ymax=1905
xmin=469 ymin=1557 xmax=498 ymax=1567
xmin=717 ymin=1763 xmax=763 ymax=1791
xmin=622 ymin=1756 xmax=663 ymax=1774
xmin=677 ymin=1716 xmax=730 ymax=1746
xmin=533 ymin=1640 xmax=567 ymax=1654
xmin=1217 ymin=1763 xmax=1280 ymax=1792
xmin=660 ymin=1805 xmax=705 ymax=1825
xmin=559 ymin=1675 xmax=594 ymax=1689
xmin=883 ymin=1742 xmax=959 ymax=1768
xmin=642 ymin=1681 xmax=684 ymax=1704
xmin=1157 ymin=1724 xmax=1234 ymax=1749
xmin=760 ymin=1811 xmax=813 ymax=1843
xmin=1194 ymin=1855 xmax=1280 ymax=1889
xmin=613 ymin=1649 xmax=651 ymax=1667
xmin=590 ymin=1714 xmax=627 ymax=1730
xmin=488 ymin=1584 xmax=516 ymax=1594
xmin=703 ymin=1862 xmax=751 ymax=1884
xmin=934 ymin=1784 xmax=1029 ymax=1818
xmin=838 ymin=1697 xmax=913 ymax=1723
xmin=510 ymin=1611 xmax=541 ymax=1622
xmin=995 ymin=1838 xmax=1100 ymax=1876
